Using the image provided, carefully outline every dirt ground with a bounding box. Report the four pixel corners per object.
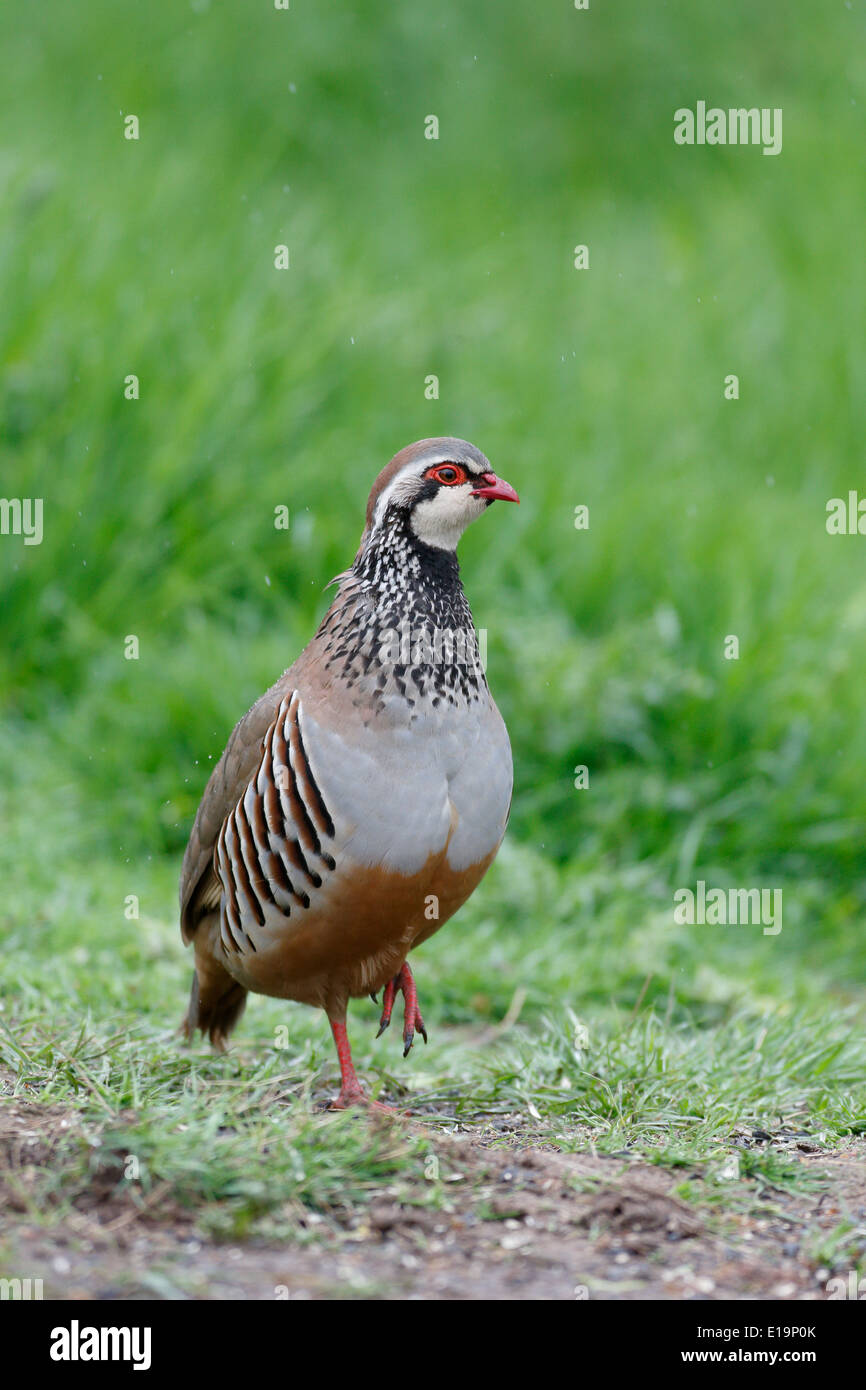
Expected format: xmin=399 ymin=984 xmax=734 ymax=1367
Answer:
xmin=2 ymin=1080 xmax=864 ymax=1301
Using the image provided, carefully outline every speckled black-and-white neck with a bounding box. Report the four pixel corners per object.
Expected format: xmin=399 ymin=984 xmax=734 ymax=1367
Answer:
xmin=317 ymin=505 xmax=487 ymax=717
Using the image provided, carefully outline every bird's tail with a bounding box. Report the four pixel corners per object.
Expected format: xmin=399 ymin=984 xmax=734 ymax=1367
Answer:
xmin=181 ymin=967 xmax=248 ymax=1052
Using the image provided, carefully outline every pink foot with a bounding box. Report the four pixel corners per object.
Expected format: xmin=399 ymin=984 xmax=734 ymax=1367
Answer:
xmin=328 ymin=1092 xmax=396 ymax=1113
xmin=375 ymin=962 xmax=428 ymax=1057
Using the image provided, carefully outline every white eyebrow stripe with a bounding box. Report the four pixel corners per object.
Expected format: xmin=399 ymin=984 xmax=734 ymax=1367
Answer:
xmin=372 ymin=453 xmax=484 ymax=527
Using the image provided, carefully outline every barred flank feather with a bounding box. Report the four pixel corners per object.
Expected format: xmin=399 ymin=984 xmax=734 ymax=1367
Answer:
xmin=215 ymin=692 xmax=338 ymax=961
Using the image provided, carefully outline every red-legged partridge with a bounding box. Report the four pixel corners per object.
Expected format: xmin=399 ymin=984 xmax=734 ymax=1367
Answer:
xmin=179 ymin=438 xmax=519 ymax=1107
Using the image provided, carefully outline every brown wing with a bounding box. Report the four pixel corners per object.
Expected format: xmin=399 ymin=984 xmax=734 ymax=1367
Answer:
xmin=179 ymin=578 xmax=368 ymax=943
xmin=179 ymin=671 xmax=298 ymax=942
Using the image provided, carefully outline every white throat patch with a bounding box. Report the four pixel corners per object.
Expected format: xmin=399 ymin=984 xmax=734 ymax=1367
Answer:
xmin=410 ymin=488 xmax=487 ymax=551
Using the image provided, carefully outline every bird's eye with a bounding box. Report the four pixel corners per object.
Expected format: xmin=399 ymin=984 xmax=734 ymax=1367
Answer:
xmin=427 ymin=463 xmax=466 ymax=486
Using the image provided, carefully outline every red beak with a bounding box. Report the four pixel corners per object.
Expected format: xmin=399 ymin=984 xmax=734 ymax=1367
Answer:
xmin=471 ymin=471 xmax=520 ymax=504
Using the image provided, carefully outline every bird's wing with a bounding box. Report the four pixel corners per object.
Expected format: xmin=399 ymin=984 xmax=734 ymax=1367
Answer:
xmin=213 ymin=689 xmax=343 ymax=960
xmin=179 ymin=580 xmax=361 ymax=942
xmin=179 ymin=671 xmax=297 ymax=942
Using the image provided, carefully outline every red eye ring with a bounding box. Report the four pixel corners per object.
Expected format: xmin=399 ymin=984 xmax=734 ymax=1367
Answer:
xmin=426 ymin=463 xmax=467 ymax=486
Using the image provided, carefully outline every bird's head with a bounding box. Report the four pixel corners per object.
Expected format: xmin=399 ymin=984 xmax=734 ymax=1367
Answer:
xmin=363 ymin=437 xmax=519 ymax=553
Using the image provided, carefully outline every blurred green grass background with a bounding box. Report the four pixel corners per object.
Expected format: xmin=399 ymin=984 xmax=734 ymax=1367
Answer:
xmin=1 ymin=0 xmax=865 ymax=1060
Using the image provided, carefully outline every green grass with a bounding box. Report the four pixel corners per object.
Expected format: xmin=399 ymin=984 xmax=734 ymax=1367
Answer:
xmin=1 ymin=0 xmax=865 ymax=1250
xmin=1 ymin=746 xmax=863 ymax=1240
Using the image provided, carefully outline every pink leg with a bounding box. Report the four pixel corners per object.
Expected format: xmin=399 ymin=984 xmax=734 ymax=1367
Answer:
xmin=375 ymin=963 xmax=428 ymax=1057
xmin=375 ymin=975 xmax=398 ymax=1038
xmin=328 ymin=1018 xmax=366 ymax=1108
xmin=327 ymin=1018 xmax=394 ymax=1111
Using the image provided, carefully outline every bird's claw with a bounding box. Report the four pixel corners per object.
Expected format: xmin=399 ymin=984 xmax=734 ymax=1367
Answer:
xmin=374 ymin=963 xmax=427 ymax=1058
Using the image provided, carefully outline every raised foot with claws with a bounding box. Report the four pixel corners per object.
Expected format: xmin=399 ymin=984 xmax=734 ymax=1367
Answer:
xmin=373 ymin=962 xmax=428 ymax=1057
